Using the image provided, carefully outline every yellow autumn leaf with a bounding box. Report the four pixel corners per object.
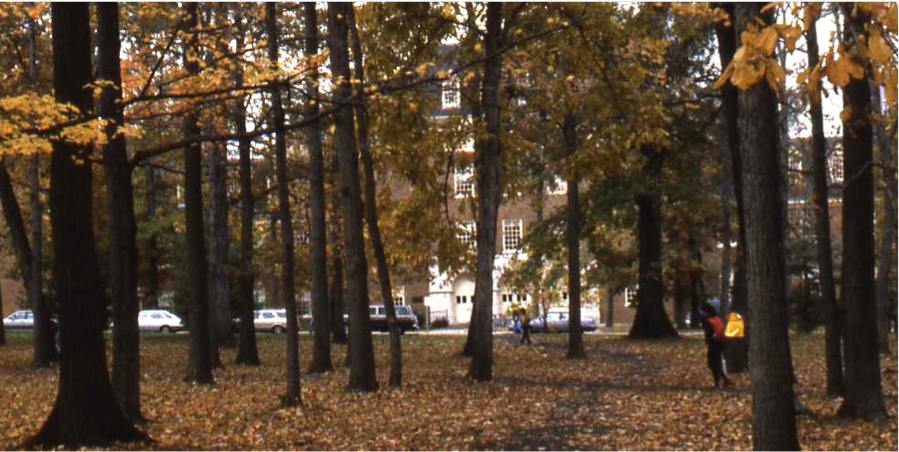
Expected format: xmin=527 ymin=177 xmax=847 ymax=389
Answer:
xmin=732 ymin=60 xmax=764 ymax=90
xmin=757 ymin=26 xmax=779 ymax=55
xmin=886 ymin=67 xmax=898 ymax=106
xmin=827 ymin=56 xmax=850 ymax=87
xmin=845 ymin=57 xmax=865 ymax=80
xmin=869 ymin=29 xmax=891 ymax=64
xmin=712 ymin=61 xmax=735 ymax=90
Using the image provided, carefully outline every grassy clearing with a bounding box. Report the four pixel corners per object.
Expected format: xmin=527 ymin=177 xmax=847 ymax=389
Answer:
xmin=0 ymin=331 xmax=895 ymax=450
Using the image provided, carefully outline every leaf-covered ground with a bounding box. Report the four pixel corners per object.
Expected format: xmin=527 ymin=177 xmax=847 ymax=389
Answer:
xmin=0 ymin=331 xmax=896 ymax=450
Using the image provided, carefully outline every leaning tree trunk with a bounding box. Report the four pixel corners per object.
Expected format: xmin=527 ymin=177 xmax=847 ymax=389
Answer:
xmin=349 ymin=8 xmax=402 ymax=387
xmin=564 ymin=113 xmax=585 ymax=359
xmin=629 ymin=146 xmax=677 ymax=339
xmin=183 ymin=1 xmax=213 ymax=385
xmin=266 ymin=2 xmax=302 ymax=406
xmin=836 ymin=3 xmax=887 ymax=421
xmin=468 ymin=2 xmax=504 ymax=382
xmin=328 ymin=1 xmax=378 ymax=392
xmin=733 ymin=4 xmax=799 ymax=450
xmin=0 ymin=159 xmax=56 ymax=367
xmin=304 ymin=1 xmax=333 ymax=375
xmin=28 ymin=4 xmax=145 ymax=446
xmin=232 ymin=3 xmax=260 ymax=366
xmin=872 ymin=86 xmax=896 ymax=356
xmin=714 ymin=1 xmax=748 ymax=373
xmin=806 ymin=12 xmax=843 ymax=396
xmin=98 ymin=2 xmax=142 ymax=423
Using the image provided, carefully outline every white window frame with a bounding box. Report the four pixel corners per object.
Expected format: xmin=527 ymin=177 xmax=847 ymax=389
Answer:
xmin=454 ymin=165 xmax=475 ymax=198
xmin=442 ymin=77 xmax=460 ymax=109
xmin=457 ymin=220 xmax=476 ymax=249
xmin=502 ymin=219 xmax=523 ymax=253
xmin=624 ymin=284 xmax=638 ymax=308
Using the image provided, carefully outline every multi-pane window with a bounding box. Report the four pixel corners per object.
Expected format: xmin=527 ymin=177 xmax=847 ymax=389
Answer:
xmin=516 ymin=293 xmax=527 ymax=303
xmin=828 ymin=147 xmax=844 ymax=184
xmin=455 ymin=165 xmax=474 ymax=198
xmin=457 ymin=221 xmax=476 ymax=249
xmin=547 ymin=176 xmax=568 ymax=195
xmin=456 ymin=295 xmax=469 ymax=304
xmin=502 ymin=293 xmax=513 ymax=303
xmin=624 ymin=285 xmax=638 ymax=307
xmin=394 ymin=296 xmax=405 ymax=306
xmin=502 ymin=219 xmax=522 ymax=253
xmin=442 ymin=78 xmax=459 ymax=109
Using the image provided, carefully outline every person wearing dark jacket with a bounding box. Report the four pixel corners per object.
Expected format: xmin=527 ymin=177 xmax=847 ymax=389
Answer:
xmin=519 ymin=314 xmax=532 ymax=345
xmin=700 ymin=303 xmax=731 ymax=389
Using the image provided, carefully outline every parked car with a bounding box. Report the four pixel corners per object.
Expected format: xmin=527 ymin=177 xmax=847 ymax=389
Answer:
xmin=3 ymin=310 xmax=35 ymax=330
xmin=509 ymin=308 xmax=598 ymax=333
xmin=367 ymin=305 xmax=419 ymax=334
xmin=137 ymin=309 xmax=185 ymax=333
xmin=254 ymin=309 xmax=288 ymax=334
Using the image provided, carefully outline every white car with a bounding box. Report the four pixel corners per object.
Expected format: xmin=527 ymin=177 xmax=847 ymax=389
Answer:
xmin=255 ymin=309 xmax=288 ymax=334
xmin=3 ymin=310 xmax=34 ymax=330
xmin=137 ymin=310 xmax=185 ymax=333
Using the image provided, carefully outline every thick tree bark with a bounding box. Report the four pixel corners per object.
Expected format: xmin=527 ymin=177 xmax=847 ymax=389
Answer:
xmin=266 ymin=2 xmax=302 ymax=406
xmin=182 ymin=1 xmax=213 ymax=385
xmin=98 ymin=2 xmax=143 ymax=424
xmin=232 ymin=4 xmax=260 ymax=366
xmin=328 ymin=1 xmax=378 ymax=392
xmin=733 ymin=5 xmax=799 ymax=450
xmin=329 ymin=144 xmax=348 ymax=346
xmin=564 ymin=113 xmax=585 ymax=359
xmin=29 ymin=4 xmax=145 ymax=446
xmin=304 ymin=1 xmax=333 ymax=375
xmin=806 ymin=14 xmax=843 ymax=396
xmin=0 ymin=159 xmax=56 ymax=367
xmin=872 ymin=86 xmax=895 ymax=356
xmin=468 ymin=2 xmax=504 ymax=382
xmin=836 ymin=3 xmax=886 ymax=421
xmin=714 ymin=2 xmax=748 ymax=373
xmin=349 ymin=8 xmax=402 ymax=387
xmin=144 ymin=166 xmax=159 ymax=309
xmin=629 ymin=147 xmax=677 ymax=339
xmin=208 ymin=141 xmax=233 ymax=364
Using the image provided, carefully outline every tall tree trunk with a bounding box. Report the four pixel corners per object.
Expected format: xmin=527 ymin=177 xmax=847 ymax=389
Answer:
xmin=207 ymin=140 xmax=232 ymax=365
xmin=232 ymin=3 xmax=260 ymax=366
xmin=328 ymin=1 xmax=377 ymax=392
xmin=718 ymin=109 xmax=734 ymax=318
xmin=674 ymin=265 xmax=689 ymax=330
xmin=468 ymin=2 xmax=504 ymax=382
xmin=806 ymin=12 xmax=843 ymax=396
xmin=329 ymin=145 xmax=348 ymax=346
xmin=629 ymin=147 xmax=677 ymax=339
xmin=836 ymin=3 xmax=886 ymax=421
xmin=304 ymin=2 xmax=333 ymax=374
xmin=266 ymin=2 xmax=302 ymax=406
xmin=29 ymin=4 xmax=145 ymax=446
xmin=872 ymin=86 xmax=895 ymax=356
xmin=714 ymin=1 xmax=748 ymax=373
xmin=349 ymin=7 xmax=402 ymax=387
xmin=266 ymin=214 xmax=281 ymax=307
xmin=688 ymin=237 xmax=704 ymax=330
xmin=144 ymin=166 xmax=159 ymax=309
xmin=0 ymin=159 xmax=56 ymax=367
xmin=98 ymin=2 xmax=142 ymax=424
xmin=183 ymin=1 xmax=213 ymax=385
xmin=734 ymin=5 xmax=799 ymax=450
xmin=564 ymin=113 xmax=585 ymax=359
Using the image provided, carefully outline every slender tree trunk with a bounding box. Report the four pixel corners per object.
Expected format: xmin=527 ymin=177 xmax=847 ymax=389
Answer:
xmin=734 ymin=5 xmax=799 ymax=450
xmin=98 ymin=2 xmax=142 ymax=424
xmin=303 ymin=2 xmax=332 ymax=374
xmin=267 ymin=214 xmax=281 ymax=307
xmin=689 ymin=237 xmax=705 ymax=330
xmin=266 ymin=2 xmax=302 ymax=406
xmin=718 ymin=109 xmax=733 ymax=318
xmin=468 ymin=2 xmax=504 ymax=382
xmin=329 ymin=143 xmax=348 ymax=346
xmin=674 ymin=266 xmax=689 ymax=330
xmin=872 ymin=86 xmax=895 ymax=356
xmin=836 ymin=3 xmax=886 ymax=421
xmin=29 ymin=4 xmax=145 ymax=446
xmin=629 ymin=147 xmax=677 ymax=339
xmin=144 ymin=166 xmax=159 ymax=309
xmin=232 ymin=4 xmax=260 ymax=366
xmin=714 ymin=1 xmax=748 ymax=373
xmin=564 ymin=113 xmax=585 ymax=359
xmin=604 ymin=288 xmax=614 ymax=328
xmin=183 ymin=1 xmax=213 ymax=385
xmin=328 ymin=1 xmax=377 ymax=392
xmin=806 ymin=14 xmax=843 ymax=396
xmin=349 ymin=7 xmax=402 ymax=387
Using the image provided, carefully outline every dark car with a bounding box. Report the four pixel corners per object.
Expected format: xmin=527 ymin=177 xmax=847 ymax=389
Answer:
xmin=367 ymin=305 xmax=419 ymax=334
